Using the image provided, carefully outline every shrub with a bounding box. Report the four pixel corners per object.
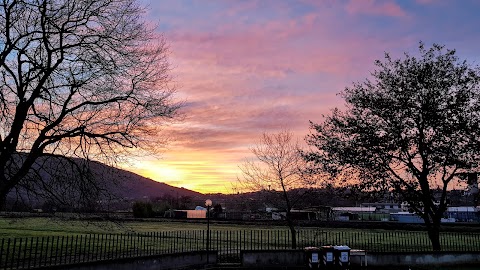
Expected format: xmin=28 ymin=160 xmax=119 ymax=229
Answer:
xmin=132 ymin=201 xmax=154 ymax=218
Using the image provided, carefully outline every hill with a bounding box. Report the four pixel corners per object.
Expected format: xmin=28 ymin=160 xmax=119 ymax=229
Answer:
xmin=88 ymin=160 xmax=203 ymax=200
xmin=5 ymin=155 xmax=204 ymax=211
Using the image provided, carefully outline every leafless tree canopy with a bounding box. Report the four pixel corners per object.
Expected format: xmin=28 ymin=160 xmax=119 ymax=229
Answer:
xmin=0 ymin=0 xmax=181 ymax=208
xmin=238 ymin=130 xmax=314 ymax=249
xmin=239 ymin=131 xmax=307 ymax=193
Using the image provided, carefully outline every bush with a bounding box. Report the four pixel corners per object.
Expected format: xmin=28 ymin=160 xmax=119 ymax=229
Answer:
xmin=132 ymin=201 xmax=154 ymax=218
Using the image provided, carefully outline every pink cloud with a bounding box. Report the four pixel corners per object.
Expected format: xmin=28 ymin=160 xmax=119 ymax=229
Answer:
xmin=345 ymin=0 xmax=407 ymax=17
xmin=136 ymin=0 xmax=463 ymax=193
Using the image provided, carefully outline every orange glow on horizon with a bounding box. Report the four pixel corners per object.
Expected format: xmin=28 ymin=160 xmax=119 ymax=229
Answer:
xmin=124 ymin=151 xmax=241 ymax=195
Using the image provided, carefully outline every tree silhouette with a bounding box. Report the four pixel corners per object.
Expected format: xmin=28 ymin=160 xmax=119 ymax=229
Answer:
xmin=304 ymin=43 xmax=480 ymax=251
xmin=239 ymin=130 xmax=315 ymax=249
xmin=0 ymin=0 xmax=180 ymax=209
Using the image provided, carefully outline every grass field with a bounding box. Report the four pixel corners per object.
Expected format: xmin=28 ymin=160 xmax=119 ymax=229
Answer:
xmin=1 ymin=216 xmax=480 ymax=252
xmin=0 ymin=217 xmax=290 ymax=238
xmin=1 ymin=216 xmax=480 ymax=269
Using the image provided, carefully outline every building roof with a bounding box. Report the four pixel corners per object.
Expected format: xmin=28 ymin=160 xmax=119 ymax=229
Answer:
xmin=447 ymin=207 xmax=477 ymax=212
xmin=332 ymin=207 xmax=376 ymax=212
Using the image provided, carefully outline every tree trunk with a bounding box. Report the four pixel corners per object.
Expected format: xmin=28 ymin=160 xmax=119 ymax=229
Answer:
xmin=286 ymin=212 xmax=297 ymax=249
xmin=0 ymin=191 xmax=7 ymax=211
xmin=427 ymin=222 xmax=441 ymax=251
xmin=0 ymin=180 xmax=9 ymax=211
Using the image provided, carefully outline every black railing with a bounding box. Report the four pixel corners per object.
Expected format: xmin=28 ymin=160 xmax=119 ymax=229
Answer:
xmin=1 ymin=229 xmax=480 ymax=269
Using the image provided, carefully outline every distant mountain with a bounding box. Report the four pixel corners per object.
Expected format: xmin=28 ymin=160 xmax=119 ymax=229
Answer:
xmin=87 ymin=160 xmax=203 ymax=200
xmin=5 ymin=155 xmax=204 ymax=211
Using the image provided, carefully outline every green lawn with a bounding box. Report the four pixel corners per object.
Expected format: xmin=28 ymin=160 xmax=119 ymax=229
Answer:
xmin=1 ymin=217 xmax=480 ymax=269
xmin=1 ymin=217 xmax=479 ymax=253
xmin=0 ymin=217 xmax=289 ymax=238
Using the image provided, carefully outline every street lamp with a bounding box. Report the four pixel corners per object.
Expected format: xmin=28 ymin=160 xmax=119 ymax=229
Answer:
xmin=205 ymin=199 xmax=212 ymax=264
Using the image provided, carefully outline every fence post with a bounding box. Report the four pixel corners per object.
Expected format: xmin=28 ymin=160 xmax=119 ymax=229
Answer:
xmin=28 ymin=237 xmax=34 ymax=269
xmin=22 ymin=237 xmax=28 ymax=269
xmin=15 ymin=238 xmax=22 ymax=270
xmin=10 ymin=238 xmax=17 ymax=270
xmin=50 ymin=236 xmax=56 ymax=266
xmin=4 ymin=238 xmax=11 ymax=269
xmin=0 ymin=238 xmax=4 ymax=269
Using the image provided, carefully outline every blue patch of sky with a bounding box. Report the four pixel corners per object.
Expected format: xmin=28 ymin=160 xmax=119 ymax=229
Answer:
xmin=396 ymin=1 xmax=480 ymax=63
xmin=141 ymin=0 xmax=229 ymax=31
xmin=397 ymin=1 xmax=479 ymax=42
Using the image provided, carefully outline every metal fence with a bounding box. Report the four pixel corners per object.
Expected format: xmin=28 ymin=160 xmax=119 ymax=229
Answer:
xmin=1 ymin=229 xmax=480 ymax=269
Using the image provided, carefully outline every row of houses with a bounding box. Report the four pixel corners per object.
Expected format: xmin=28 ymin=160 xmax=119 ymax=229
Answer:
xmin=331 ymin=203 xmax=480 ymax=223
xmin=165 ymin=202 xmax=480 ymax=223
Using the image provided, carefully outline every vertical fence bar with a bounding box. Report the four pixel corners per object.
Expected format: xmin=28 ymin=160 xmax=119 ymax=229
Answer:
xmin=174 ymin=231 xmax=177 ymax=253
xmin=33 ymin=237 xmax=39 ymax=267
xmin=79 ymin=235 xmax=83 ymax=262
xmin=146 ymin=232 xmax=150 ymax=256
xmin=10 ymin=238 xmax=16 ymax=270
xmin=99 ymin=234 xmax=103 ymax=261
xmin=93 ymin=234 xmax=97 ymax=261
xmin=4 ymin=238 xmax=11 ymax=270
xmin=22 ymin=237 xmax=28 ymax=269
xmin=39 ymin=237 xmax=46 ymax=267
xmin=94 ymin=233 xmax=103 ymax=261
xmin=236 ymin=230 xmax=239 ymax=257
xmin=130 ymin=233 xmax=133 ymax=257
xmin=100 ymin=233 xmax=107 ymax=260
xmin=142 ymin=233 xmax=146 ymax=255
xmin=16 ymin=238 xmax=22 ymax=270
xmin=159 ymin=232 xmax=163 ymax=254
xmin=69 ymin=235 xmax=74 ymax=264
xmin=131 ymin=233 xmax=135 ymax=257
xmin=188 ymin=231 xmax=191 ymax=252
xmin=137 ymin=233 xmax=141 ymax=256
xmin=51 ymin=235 xmax=56 ymax=266
xmin=0 ymin=238 xmax=4 ymax=269
xmin=152 ymin=232 xmax=155 ymax=256
xmin=105 ymin=234 xmax=109 ymax=260
xmin=124 ymin=233 xmax=128 ymax=258
xmin=137 ymin=233 xmax=140 ymax=257
xmin=122 ymin=233 xmax=126 ymax=258
xmin=86 ymin=234 xmax=93 ymax=262
xmin=473 ymin=233 xmax=476 ymax=251
xmin=86 ymin=234 xmax=91 ymax=262
xmin=139 ymin=232 xmax=143 ymax=256
xmin=109 ymin=234 xmax=113 ymax=260
xmin=475 ymin=233 xmax=479 ymax=251
xmin=125 ymin=233 xmax=129 ymax=258
xmin=130 ymin=232 xmax=133 ymax=257
xmin=59 ymin=236 xmax=64 ymax=265
xmin=28 ymin=237 xmax=34 ymax=269
xmin=171 ymin=231 xmax=174 ymax=253
xmin=127 ymin=233 xmax=131 ymax=258
xmin=115 ymin=234 xmax=120 ymax=259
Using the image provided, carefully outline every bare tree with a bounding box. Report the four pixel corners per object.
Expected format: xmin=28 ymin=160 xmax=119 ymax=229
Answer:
xmin=303 ymin=43 xmax=480 ymax=250
xmin=238 ymin=130 xmax=314 ymax=249
xmin=0 ymin=0 xmax=181 ymax=209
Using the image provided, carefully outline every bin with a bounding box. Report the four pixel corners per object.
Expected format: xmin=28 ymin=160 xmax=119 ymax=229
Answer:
xmin=333 ymin=245 xmax=350 ymax=269
xmin=304 ymin=247 xmax=320 ymax=268
xmin=320 ymin=245 xmax=335 ymax=267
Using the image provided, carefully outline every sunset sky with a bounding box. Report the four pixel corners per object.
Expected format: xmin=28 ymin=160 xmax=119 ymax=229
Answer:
xmin=128 ymin=0 xmax=480 ymax=194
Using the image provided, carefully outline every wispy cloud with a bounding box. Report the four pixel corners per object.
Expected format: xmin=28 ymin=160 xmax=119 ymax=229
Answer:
xmin=345 ymin=0 xmax=408 ymax=17
xmin=135 ymin=0 xmax=480 ymax=193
